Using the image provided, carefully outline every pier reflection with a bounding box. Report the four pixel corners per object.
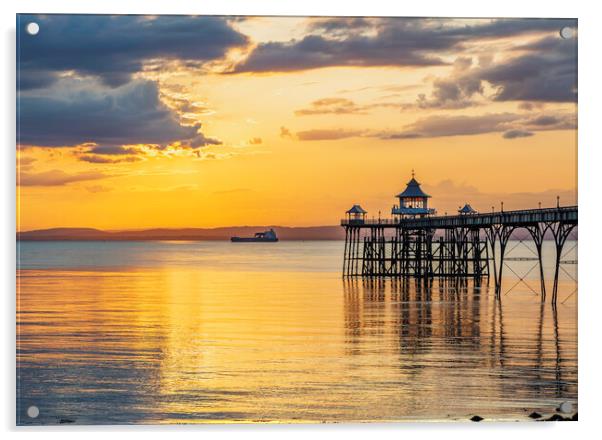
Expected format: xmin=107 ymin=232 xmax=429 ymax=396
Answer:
xmin=342 ymin=277 xmax=576 ymax=410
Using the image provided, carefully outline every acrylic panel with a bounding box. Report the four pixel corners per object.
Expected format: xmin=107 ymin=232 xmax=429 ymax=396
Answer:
xmin=16 ymin=14 xmax=578 ymax=425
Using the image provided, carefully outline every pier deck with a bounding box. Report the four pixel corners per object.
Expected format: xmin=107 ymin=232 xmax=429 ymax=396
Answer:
xmin=341 ymin=206 xmax=577 ymax=304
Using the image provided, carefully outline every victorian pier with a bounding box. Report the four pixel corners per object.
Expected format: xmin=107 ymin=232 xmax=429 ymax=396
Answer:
xmin=341 ymin=173 xmax=577 ymax=304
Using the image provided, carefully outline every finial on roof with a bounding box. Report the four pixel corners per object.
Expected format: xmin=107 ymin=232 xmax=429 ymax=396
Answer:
xmin=412 ymin=168 xmax=415 ymax=178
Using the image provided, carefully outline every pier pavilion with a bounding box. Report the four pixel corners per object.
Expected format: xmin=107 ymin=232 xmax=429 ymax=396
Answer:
xmin=341 ymin=173 xmax=577 ymax=304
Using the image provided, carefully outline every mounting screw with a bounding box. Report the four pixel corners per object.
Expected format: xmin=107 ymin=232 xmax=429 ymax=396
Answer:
xmin=27 ymin=405 xmax=39 ymax=418
xmin=26 ymin=22 xmax=39 ymax=35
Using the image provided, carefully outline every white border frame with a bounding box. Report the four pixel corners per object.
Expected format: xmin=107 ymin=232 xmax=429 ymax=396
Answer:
xmin=3 ymin=1 xmax=600 ymax=439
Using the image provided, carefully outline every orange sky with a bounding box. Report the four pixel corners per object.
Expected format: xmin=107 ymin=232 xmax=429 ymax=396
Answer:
xmin=17 ymin=16 xmax=577 ymax=230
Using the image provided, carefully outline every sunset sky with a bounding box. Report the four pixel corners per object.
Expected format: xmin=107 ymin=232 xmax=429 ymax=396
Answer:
xmin=17 ymin=15 xmax=577 ymax=231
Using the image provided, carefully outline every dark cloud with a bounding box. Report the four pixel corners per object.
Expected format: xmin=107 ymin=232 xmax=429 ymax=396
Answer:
xmin=482 ymin=36 xmax=577 ymax=102
xmin=234 ymin=18 xmax=576 ymax=73
xmin=503 ymin=129 xmax=534 ymax=139
xmin=88 ymin=145 xmax=140 ymax=155
xmin=524 ymin=113 xmax=576 ymax=130
xmin=409 ymin=57 xmax=484 ymax=109
xmin=17 ymin=14 xmax=248 ymax=89
xmin=19 ymin=169 xmax=108 ymax=186
xmin=78 ymin=154 xmax=142 ymax=164
xmin=18 ymin=79 xmax=221 ymax=149
xmin=407 ymin=33 xmax=576 ymax=109
xmin=527 ymin=115 xmax=561 ymax=126
xmin=234 ymin=32 xmax=443 ymax=73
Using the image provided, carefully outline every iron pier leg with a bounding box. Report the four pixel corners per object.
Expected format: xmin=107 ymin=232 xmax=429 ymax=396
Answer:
xmin=549 ymin=222 xmax=576 ymax=304
xmin=526 ymin=224 xmax=549 ymax=301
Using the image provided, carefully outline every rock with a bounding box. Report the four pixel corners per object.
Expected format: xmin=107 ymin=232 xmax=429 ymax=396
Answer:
xmin=571 ymin=413 xmax=578 ymax=421
xmin=528 ymin=412 xmax=542 ymax=419
xmin=470 ymin=415 xmax=484 ymax=422
xmin=545 ymin=414 xmax=565 ymax=421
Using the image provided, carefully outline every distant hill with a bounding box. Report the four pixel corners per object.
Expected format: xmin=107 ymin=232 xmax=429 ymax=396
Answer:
xmin=16 ymin=225 xmax=576 ymax=242
xmin=17 ymin=226 xmax=346 ymax=241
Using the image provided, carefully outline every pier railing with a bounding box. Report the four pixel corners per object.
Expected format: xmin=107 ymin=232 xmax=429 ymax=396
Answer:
xmin=341 ymin=206 xmax=577 ymax=228
xmin=341 ymin=205 xmax=577 ymax=304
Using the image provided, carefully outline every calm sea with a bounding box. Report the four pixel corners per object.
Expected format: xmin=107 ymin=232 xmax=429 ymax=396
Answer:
xmin=16 ymin=240 xmax=577 ymax=424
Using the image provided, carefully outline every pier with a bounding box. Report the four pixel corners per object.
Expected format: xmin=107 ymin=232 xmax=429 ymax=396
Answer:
xmin=341 ymin=174 xmax=577 ymax=304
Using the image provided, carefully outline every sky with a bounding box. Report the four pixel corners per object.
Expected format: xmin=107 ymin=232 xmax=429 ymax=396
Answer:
xmin=16 ymin=15 xmax=577 ymax=230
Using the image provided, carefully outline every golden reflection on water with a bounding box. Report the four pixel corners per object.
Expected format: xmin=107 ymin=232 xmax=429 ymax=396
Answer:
xmin=17 ymin=267 xmax=577 ymax=424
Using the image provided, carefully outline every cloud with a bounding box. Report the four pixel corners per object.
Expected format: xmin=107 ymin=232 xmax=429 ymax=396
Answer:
xmin=382 ymin=112 xmax=574 ymax=139
xmin=408 ymin=57 xmax=485 ymax=109
xmin=234 ymin=18 xmax=576 ymax=73
xmin=249 ymin=137 xmax=263 ymax=145
xmin=295 ymin=98 xmax=368 ymax=116
xmin=17 ymin=156 xmax=38 ymax=172
xmin=295 ymin=96 xmax=407 ymax=116
xmin=296 ymin=128 xmax=364 ymax=141
xmin=88 ymin=145 xmax=140 ymax=156
xmin=407 ymin=33 xmax=576 ymax=109
xmin=503 ymin=129 xmax=534 ymax=139
xmin=279 ymin=126 xmax=293 ymax=138
xmin=17 ymin=15 xmax=248 ymax=89
xmin=78 ymin=154 xmax=143 ymax=164
xmin=18 ymin=78 xmax=221 ymax=150
xmin=292 ymin=111 xmax=575 ymax=141
xmin=381 ymin=113 xmax=520 ymax=139
xmin=482 ymin=36 xmax=577 ymax=102
xmin=527 ymin=115 xmax=562 ymax=126
xmin=19 ymin=169 xmax=108 ymax=186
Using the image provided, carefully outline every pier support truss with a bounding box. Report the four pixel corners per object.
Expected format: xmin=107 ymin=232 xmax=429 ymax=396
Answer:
xmin=343 ymin=226 xmax=490 ymax=279
xmin=341 ymin=206 xmax=577 ymax=305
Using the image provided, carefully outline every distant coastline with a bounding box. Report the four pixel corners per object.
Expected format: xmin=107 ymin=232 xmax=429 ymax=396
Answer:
xmin=16 ymin=226 xmax=346 ymax=241
xmin=16 ymin=226 xmax=576 ymax=242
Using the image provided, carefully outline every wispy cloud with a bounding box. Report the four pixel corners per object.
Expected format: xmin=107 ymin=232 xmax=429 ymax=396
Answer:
xmin=19 ymin=169 xmax=109 ymax=186
xmin=292 ymin=111 xmax=575 ymax=141
xmin=296 ymin=128 xmax=365 ymax=141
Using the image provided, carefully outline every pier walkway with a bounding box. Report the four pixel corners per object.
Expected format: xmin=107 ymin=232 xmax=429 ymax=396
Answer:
xmin=341 ymin=206 xmax=577 ymax=304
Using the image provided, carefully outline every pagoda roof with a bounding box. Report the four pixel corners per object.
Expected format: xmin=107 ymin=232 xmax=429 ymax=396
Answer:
xmin=346 ymin=204 xmax=367 ymax=214
xmin=396 ymin=177 xmax=431 ymax=198
xmin=458 ymin=203 xmax=477 ymax=214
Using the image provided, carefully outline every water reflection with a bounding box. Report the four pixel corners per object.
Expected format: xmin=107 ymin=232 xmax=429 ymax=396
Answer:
xmin=342 ymin=277 xmax=576 ymax=417
xmin=18 ymin=262 xmax=577 ymax=424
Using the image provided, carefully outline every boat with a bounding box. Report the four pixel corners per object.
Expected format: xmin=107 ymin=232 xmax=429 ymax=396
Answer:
xmin=231 ymin=228 xmax=279 ymax=242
